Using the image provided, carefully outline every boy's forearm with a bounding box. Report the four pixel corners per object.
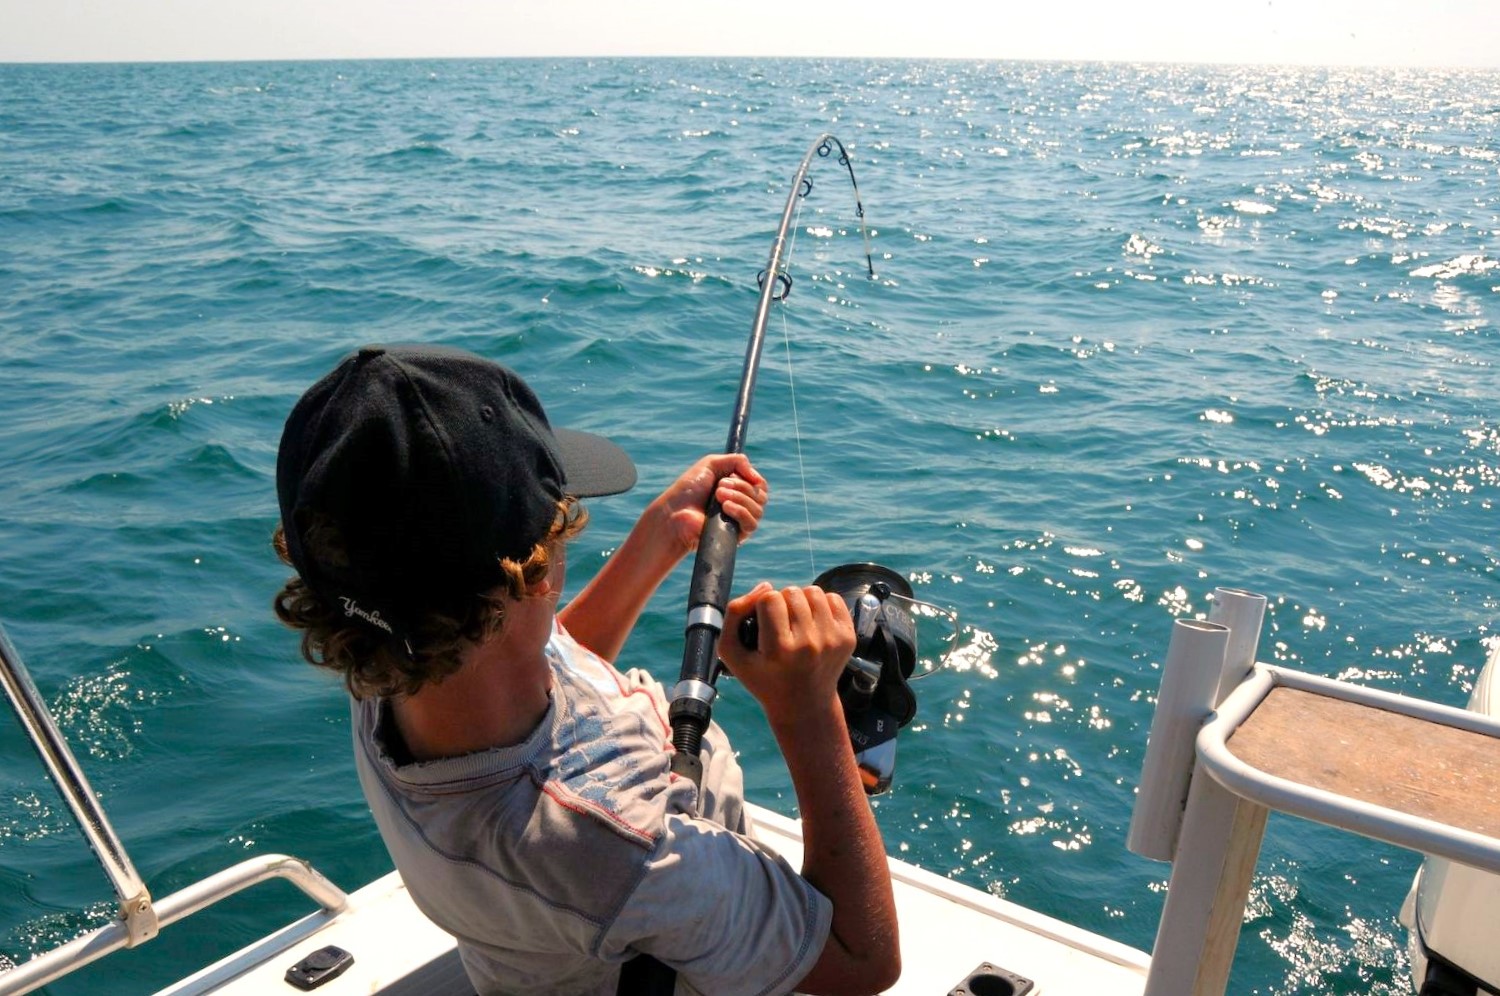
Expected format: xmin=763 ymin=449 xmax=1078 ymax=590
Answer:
xmin=559 ymin=498 xmax=682 ymax=661
xmin=771 ymin=699 xmax=899 ymax=979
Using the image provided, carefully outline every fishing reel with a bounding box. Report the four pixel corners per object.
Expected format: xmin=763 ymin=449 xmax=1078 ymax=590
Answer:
xmin=817 ymin=563 xmax=920 ymax=796
xmin=736 ymin=563 xmax=924 ymax=796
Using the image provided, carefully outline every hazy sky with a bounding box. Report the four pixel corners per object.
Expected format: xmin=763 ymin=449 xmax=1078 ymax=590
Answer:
xmin=3 ymin=0 xmax=1498 ymax=68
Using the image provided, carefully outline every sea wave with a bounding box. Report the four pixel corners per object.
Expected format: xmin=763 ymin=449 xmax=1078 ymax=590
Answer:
xmin=1 ymin=57 xmax=1495 ymax=994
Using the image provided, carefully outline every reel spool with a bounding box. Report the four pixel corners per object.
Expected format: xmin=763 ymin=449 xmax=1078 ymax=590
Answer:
xmin=734 ymin=562 xmax=929 ymax=795
xmin=812 ymin=563 xmax=920 ymax=796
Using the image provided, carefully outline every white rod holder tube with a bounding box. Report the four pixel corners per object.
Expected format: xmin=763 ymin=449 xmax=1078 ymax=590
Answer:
xmin=1143 ymin=770 xmax=1270 ymax=996
xmin=1128 ymin=618 xmax=1230 ymax=862
xmin=1208 ymin=588 xmax=1267 ymax=707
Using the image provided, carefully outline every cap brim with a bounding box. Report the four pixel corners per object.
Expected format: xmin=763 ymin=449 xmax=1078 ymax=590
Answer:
xmin=553 ymin=428 xmax=638 ymax=498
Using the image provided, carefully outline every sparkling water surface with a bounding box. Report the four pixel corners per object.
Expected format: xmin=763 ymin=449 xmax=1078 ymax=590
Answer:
xmin=1 ymin=57 xmax=1498 ymax=994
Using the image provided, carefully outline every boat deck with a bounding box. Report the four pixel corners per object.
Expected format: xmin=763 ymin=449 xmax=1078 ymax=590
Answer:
xmin=157 ymin=805 xmax=1149 ymax=996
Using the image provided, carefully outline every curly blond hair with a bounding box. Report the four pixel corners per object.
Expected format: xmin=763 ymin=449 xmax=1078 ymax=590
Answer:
xmin=273 ymin=498 xmax=587 ymax=699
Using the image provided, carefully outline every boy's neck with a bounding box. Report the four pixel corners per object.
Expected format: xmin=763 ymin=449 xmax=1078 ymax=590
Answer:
xmin=390 ymin=598 xmax=554 ymax=761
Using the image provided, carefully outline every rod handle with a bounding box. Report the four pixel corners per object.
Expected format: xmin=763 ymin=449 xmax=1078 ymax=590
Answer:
xmin=684 ymin=504 xmax=741 ymax=647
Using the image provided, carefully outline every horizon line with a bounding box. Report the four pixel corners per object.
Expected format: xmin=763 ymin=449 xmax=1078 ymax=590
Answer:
xmin=2 ymin=52 xmax=1495 ymax=73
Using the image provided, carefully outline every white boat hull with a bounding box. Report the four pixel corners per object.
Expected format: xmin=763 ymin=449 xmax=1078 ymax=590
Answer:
xmin=1400 ymin=643 xmax=1500 ymax=992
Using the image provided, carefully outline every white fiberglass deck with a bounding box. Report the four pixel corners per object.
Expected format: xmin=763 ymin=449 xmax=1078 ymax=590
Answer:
xmin=160 ymin=804 xmax=1149 ymax=996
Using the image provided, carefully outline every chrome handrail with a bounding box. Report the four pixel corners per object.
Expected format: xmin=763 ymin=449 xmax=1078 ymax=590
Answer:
xmin=0 ymin=854 xmax=349 ymax=995
xmin=0 ymin=620 xmax=350 ymax=994
xmin=0 ymin=622 xmax=157 ymax=939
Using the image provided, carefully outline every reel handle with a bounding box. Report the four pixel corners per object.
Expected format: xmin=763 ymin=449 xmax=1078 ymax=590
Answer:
xmin=735 ymin=590 xmax=883 ymax=654
xmin=736 ymin=613 xmax=879 ymax=695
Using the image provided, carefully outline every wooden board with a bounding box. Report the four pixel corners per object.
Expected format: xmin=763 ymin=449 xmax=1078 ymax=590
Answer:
xmin=1227 ymin=686 xmax=1500 ymax=838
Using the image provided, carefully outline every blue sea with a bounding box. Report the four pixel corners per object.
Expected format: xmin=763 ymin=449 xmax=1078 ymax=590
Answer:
xmin=1 ymin=57 xmax=1498 ymax=994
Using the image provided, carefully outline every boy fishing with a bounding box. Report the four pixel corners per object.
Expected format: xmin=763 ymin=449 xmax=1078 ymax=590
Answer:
xmin=273 ymin=343 xmax=899 ymax=995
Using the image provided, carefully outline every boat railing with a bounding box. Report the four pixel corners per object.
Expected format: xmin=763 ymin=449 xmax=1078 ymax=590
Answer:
xmin=0 ymin=621 xmax=349 ymax=996
xmin=1129 ymin=587 xmax=1500 ymax=996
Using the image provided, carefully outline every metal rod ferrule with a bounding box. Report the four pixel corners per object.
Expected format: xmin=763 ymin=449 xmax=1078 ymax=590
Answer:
xmin=670 ymin=679 xmax=718 ymax=708
xmin=686 ymin=605 xmax=725 ymax=631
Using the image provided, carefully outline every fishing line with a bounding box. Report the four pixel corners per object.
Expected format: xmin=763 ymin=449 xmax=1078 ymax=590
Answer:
xmin=779 ymin=190 xmax=818 ymax=580
xmin=778 ymin=310 xmax=818 ymax=580
xmin=887 ymin=592 xmax=962 ymax=680
xmin=775 ymin=208 xmax=964 ymax=680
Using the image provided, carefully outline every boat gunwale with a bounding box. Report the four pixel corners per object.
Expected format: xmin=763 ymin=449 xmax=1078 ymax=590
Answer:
xmin=1199 ymin=663 xmax=1500 ymax=874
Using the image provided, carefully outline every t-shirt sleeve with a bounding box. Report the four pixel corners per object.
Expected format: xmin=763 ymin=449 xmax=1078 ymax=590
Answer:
xmin=600 ymin=812 xmax=833 ymax=996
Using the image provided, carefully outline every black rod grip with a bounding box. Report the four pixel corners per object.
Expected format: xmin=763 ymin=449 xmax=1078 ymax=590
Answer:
xmin=676 ymin=626 xmax=722 ymax=691
xmin=668 ymin=504 xmax=741 ymax=784
xmin=684 ymin=505 xmax=741 ymax=636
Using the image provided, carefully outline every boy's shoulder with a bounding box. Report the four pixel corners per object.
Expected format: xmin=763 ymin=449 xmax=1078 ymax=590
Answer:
xmin=546 ymin=626 xmax=689 ymax=847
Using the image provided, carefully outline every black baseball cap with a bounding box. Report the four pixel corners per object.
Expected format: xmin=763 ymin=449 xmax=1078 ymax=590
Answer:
xmin=276 ymin=344 xmax=636 ymax=636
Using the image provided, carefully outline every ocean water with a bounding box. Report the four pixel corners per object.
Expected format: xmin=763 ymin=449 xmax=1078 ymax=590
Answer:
xmin=1 ymin=57 xmax=1497 ymax=994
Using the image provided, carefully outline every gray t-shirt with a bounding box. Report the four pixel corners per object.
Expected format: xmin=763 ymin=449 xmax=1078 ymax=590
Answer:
xmin=352 ymin=622 xmax=832 ymax=996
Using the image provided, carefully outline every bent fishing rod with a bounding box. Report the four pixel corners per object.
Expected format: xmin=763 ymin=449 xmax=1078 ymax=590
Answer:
xmin=665 ymin=133 xmax=873 ymax=789
xmin=625 ymin=135 xmax=944 ymax=996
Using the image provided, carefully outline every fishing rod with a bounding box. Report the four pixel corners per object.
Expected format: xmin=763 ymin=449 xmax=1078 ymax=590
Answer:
xmin=618 ymin=131 xmax=876 ymax=996
xmin=665 ymin=133 xmax=874 ymax=789
xmin=622 ymin=134 xmax=950 ymax=996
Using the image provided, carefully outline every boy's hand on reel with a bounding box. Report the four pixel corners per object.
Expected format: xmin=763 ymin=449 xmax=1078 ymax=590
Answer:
xmin=719 ymin=582 xmax=855 ymax=726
